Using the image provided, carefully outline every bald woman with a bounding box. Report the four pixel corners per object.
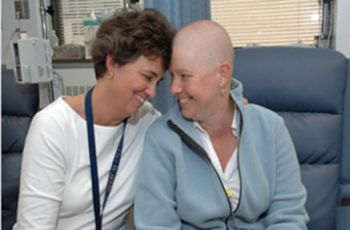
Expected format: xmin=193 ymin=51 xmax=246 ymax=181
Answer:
xmin=134 ymin=20 xmax=308 ymax=229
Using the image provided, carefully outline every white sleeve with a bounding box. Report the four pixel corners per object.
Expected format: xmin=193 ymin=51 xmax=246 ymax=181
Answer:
xmin=14 ymin=111 xmax=67 ymax=230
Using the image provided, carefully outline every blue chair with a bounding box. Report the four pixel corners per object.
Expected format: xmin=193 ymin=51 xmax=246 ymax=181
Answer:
xmin=1 ymin=66 xmax=39 ymax=230
xmin=234 ymin=47 xmax=350 ymax=230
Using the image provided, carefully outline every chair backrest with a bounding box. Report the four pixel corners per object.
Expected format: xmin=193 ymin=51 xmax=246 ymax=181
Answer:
xmin=233 ymin=47 xmax=350 ymax=230
xmin=1 ymin=66 xmax=39 ymax=230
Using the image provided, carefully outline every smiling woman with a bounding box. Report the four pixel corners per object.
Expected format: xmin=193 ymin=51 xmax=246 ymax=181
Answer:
xmin=103 ymin=54 xmax=164 ymax=117
xmin=134 ymin=20 xmax=308 ymax=229
xmin=13 ymin=8 xmax=174 ymax=230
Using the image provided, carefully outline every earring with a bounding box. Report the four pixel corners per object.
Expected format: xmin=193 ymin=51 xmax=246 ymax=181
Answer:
xmin=220 ymin=87 xmax=226 ymax=95
xmin=107 ymin=72 xmax=114 ymax=80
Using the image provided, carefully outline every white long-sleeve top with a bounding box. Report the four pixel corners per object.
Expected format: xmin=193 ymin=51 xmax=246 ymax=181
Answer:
xmin=195 ymin=110 xmax=240 ymax=211
xmin=14 ymin=97 xmax=160 ymax=230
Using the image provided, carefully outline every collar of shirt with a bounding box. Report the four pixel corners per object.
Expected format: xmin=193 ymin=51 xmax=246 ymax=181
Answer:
xmin=193 ymin=107 xmax=241 ymax=210
xmin=194 ymin=107 xmax=238 ymax=137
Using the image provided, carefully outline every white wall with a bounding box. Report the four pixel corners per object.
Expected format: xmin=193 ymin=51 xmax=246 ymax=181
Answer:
xmin=335 ymin=0 xmax=350 ymax=58
xmin=54 ymin=67 xmax=96 ymax=95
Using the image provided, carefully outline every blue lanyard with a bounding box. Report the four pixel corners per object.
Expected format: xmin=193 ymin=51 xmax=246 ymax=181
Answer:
xmin=85 ymin=88 xmax=127 ymax=230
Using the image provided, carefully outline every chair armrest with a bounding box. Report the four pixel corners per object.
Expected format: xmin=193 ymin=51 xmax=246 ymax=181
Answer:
xmin=337 ymin=206 xmax=350 ymax=230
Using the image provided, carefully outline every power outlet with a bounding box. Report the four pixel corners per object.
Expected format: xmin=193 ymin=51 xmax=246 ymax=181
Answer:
xmin=14 ymin=0 xmax=30 ymax=19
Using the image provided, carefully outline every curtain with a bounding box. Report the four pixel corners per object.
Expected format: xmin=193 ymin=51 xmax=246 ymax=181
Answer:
xmin=144 ymin=0 xmax=210 ymax=114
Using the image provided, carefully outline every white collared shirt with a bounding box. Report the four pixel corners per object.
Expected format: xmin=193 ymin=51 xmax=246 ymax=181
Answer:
xmin=195 ymin=110 xmax=240 ymax=211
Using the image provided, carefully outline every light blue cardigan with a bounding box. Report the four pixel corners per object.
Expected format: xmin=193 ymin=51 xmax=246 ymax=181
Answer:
xmin=134 ymin=80 xmax=309 ymax=229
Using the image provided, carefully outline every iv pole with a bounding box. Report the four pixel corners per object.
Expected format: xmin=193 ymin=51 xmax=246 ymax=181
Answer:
xmin=39 ymin=0 xmax=49 ymax=39
xmin=39 ymin=0 xmax=54 ymax=103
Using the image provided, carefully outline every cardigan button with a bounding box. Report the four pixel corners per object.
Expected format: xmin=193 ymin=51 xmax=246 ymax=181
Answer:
xmin=226 ymin=187 xmax=233 ymax=198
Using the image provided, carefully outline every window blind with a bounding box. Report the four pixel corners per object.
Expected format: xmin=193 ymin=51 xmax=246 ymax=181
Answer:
xmin=57 ymin=0 xmax=123 ymax=45
xmin=211 ymin=0 xmax=322 ymax=47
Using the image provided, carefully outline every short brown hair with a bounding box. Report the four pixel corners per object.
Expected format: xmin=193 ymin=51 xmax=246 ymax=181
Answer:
xmin=91 ymin=9 xmax=174 ymax=79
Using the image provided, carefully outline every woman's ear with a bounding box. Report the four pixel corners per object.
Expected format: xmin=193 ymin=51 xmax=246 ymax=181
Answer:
xmin=106 ymin=54 xmax=116 ymax=73
xmin=218 ymin=61 xmax=233 ymax=88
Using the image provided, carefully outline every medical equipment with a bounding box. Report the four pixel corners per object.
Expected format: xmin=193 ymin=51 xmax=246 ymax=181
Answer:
xmin=11 ymin=37 xmax=54 ymax=84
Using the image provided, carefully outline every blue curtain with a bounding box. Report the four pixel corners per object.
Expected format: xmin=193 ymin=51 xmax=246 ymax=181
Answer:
xmin=145 ymin=0 xmax=211 ymax=114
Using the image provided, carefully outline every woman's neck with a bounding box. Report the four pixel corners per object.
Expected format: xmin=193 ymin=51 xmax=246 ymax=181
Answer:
xmin=90 ymin=83 xmax=126 ymax=126
xmin=199 ymin=98 xmax=235 ymax=136
xmin=64 ymin=83 xmax=126 ymax=127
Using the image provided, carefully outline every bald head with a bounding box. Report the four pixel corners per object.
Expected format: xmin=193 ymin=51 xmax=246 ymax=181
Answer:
xmin=172 ymin=20 xmax=234 ymax=67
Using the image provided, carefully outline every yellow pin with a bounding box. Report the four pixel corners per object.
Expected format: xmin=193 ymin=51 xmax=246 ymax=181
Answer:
xmin=226 ymin=188 xmax=233 ymax=198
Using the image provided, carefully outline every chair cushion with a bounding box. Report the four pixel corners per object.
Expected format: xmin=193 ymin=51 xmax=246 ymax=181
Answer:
xmin=279 ymin=112 xmax=341 ymax=164
xmin=1 ymin=66 xmax=39 ymax=230
xmin=1 ymin=68 xmax=39 ymax=116
xmin=234 ymin=47 xmax=347 ymax=114
xmin=2 ymin=116 xmax=32 ymax=153
xmin=2 ymin=152 xmax=22 ymax=200
xmin=300 ymin=164 xmax=339 ymax=229
xmin=234 ymin=47 xmax=348 ymax=230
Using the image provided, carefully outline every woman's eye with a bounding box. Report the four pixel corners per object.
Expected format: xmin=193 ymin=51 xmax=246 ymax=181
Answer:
xmin=143 ymin=75 xmax=152 ymax=82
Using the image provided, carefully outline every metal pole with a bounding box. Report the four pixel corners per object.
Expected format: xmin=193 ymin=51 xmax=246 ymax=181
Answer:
xmin=39 ymin=0 xmax=48 ymax=39
xmin=39 ymin=0 xmax=54 ymax=102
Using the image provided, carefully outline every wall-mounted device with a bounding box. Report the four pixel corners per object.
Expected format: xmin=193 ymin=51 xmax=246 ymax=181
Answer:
xmin=11 ymin=37 xmax=54 ymax=84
